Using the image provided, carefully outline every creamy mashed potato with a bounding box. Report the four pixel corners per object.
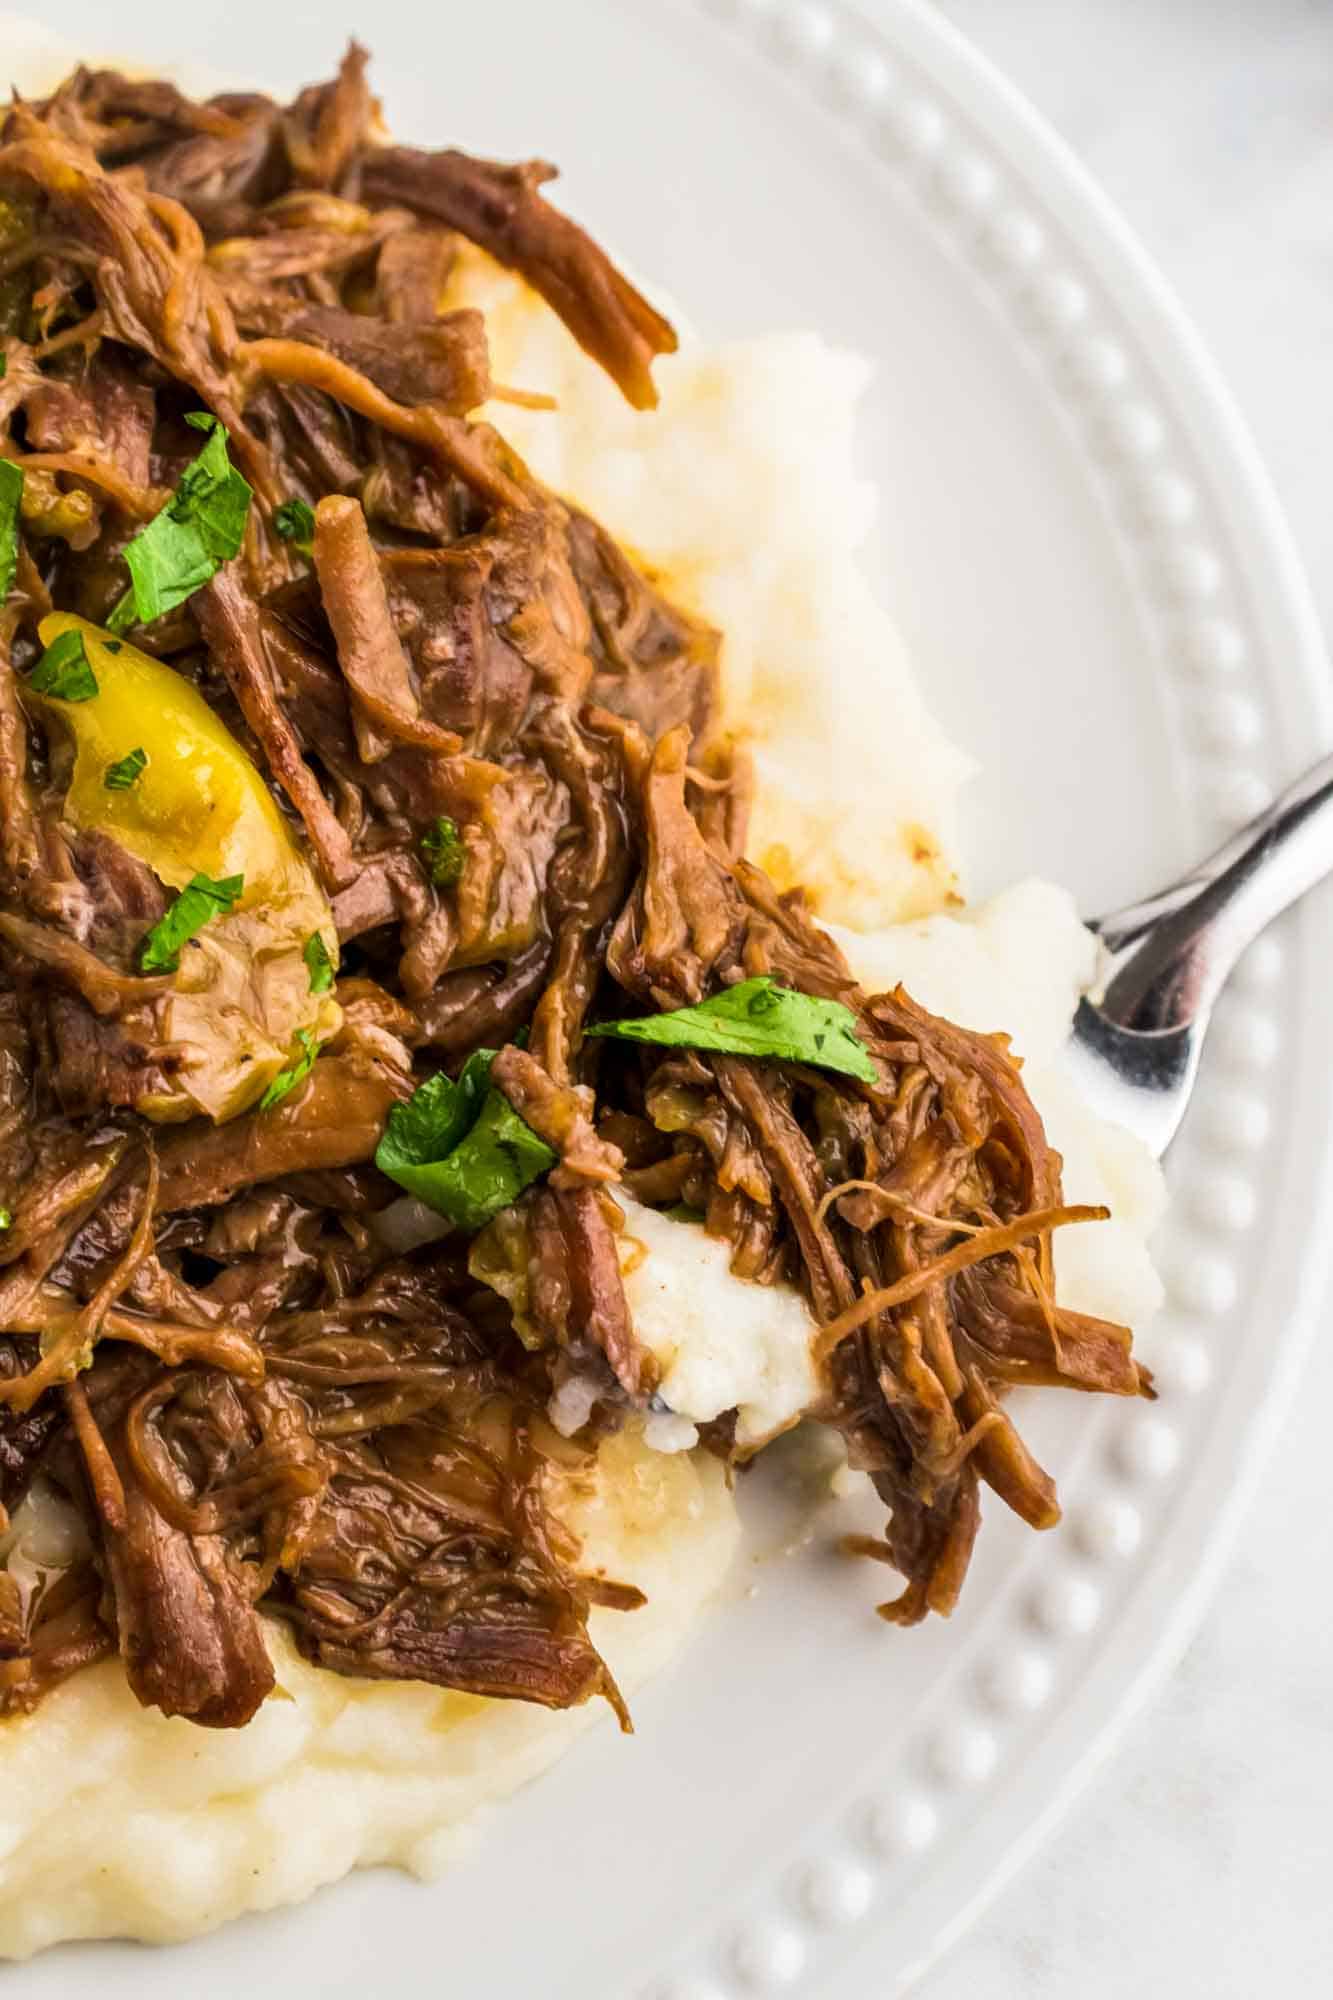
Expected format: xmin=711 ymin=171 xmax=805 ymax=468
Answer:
xmin=618 ymin=1196 xmax=822 ymax=1451
xmin=0 ymin=1435 xmax=735 ymax=1958
xmin=0 ymin=23 xmax=1162 ymax=1956
xmin=455 ymin=249 xmax=972 ymax=928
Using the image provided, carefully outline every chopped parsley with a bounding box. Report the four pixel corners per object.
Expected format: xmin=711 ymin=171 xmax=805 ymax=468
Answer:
xmin=273 ymin=497 xmax=316 ymax=555
xmin=303 ymin=929 xmax=335 ymax=994
xmin=0 ymin=1206 xmax=11 ymax=1231
xmin=108 ymin=412 xmax=252 ymax=632
xmin=139 ymin=870 xmax=244 ymax=974
xmin=0 ymin=457 xmax=22 ymax=600
xmin=374 ymin=1048 xmax=556 ymax=1233
xmin=586 ymin=975 xmax=878 ymax=1083
xmin=28 ymin=627 xmax=98 ymax=702
xmin=260 ymin=1026 xmax=320 ymax=1110
xmin=104 ymin=746 xmax=148 ymax=791
xmin=420 ymin=815 xmax=464 ymax=888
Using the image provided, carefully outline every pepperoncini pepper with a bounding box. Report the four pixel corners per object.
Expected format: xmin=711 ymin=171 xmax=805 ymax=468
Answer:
xmin=29 ymin=613 xmax=341 ymax=1122
xmin=0 ymin=191 xmax=35 ymax=338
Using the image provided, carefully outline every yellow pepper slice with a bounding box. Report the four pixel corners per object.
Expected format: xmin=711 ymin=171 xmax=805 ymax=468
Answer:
xmin=29 ymin=614 xmax=341 ymax=1123
xmin=35 ymin=612 xmax=305 ymax=903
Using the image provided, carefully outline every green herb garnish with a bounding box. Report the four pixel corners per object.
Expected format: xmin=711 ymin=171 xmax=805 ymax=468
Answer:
xmin=260 ymin=1026 xmax=319 ymax=1110
xmin=375 ymin=1048 xmax=557 ymax=1233
xmin=303 ymin=929 xmax=335 ymax=994
xmin=28 ymin=627 xmax=98 ymax=702
xmin=0 ymin=1206 xmax=11 ymax=1230
xmin=420 ymin=815 xmax=464 ymax=888
xmin=108 ymin=412 xmax=252 ymax=632
xmin=104 ymin=746 xmax=147 ymax=791
xmin=0 ymin=457 xmax=22 ymax=600
xmin=586 ymin=975 xmax=878 ymax=1083
xmin=139 ymin=870 xmax=244 ymax=973
xmin=273 ymin=497 xmax=316 ymax=555
xmin=0 ymin=355 xmax=7 ymax=381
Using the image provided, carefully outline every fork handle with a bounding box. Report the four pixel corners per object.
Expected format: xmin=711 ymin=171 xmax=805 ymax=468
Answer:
xmin=1090 ymin=751 xmax=1333 ymax=1032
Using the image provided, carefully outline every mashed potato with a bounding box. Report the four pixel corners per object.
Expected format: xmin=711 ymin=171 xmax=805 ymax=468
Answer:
xmin=455 ymin=249 xmax=972 ymax=928
xmin=0 ymin=1435 xmax=735 ymax=1958
xmin=0 ymin=23 xmax=1161 ymax=1956
xmin=618 ymin=1196 xmax=823 ymax=1450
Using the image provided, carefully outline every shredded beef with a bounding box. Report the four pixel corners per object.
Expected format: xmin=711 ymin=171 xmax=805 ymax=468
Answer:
xmin=97 ymin=1409 xmax=277 ymax=1728
xmin=0 ymin=44 xmax=1148 ymax=1742
xmin=358 ymin=144 xmax=676 ymax=409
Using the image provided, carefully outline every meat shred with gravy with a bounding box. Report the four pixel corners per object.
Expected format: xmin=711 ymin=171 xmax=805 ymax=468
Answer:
xmin=0 ymin=48 xmax=1150 ymax=1735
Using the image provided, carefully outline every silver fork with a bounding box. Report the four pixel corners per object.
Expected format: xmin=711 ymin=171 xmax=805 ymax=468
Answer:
xmin=1066 ymin=755 xmax=1333 ymax=1156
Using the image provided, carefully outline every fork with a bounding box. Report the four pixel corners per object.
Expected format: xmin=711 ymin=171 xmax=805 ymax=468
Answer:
xmin=1066 ymin=755 xmax=1333 ymax=1156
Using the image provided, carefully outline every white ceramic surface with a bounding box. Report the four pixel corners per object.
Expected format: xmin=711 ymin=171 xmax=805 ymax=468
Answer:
xmin=918 ymin=5 xmax=1333 ymax=1994
xmin=14 ymin=3 xmax=1333 ymax=1995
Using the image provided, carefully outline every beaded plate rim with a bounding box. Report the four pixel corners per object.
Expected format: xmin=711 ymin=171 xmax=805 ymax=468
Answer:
xmin=642 ymin=2 xmax=1333 ymax=1995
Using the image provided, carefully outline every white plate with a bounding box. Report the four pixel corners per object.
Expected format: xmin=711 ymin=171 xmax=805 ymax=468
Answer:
xmin=18 ymin=2 xmax=1333 ymax=1995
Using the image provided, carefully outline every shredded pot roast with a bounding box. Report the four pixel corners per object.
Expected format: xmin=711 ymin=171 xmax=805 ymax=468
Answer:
xmin=0 ymin=48 xmax=1150 ymax=1734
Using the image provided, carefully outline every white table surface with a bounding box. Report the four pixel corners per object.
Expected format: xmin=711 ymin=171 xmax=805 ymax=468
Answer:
xmin=908 ymin=2 xmax=1333 ymax=1993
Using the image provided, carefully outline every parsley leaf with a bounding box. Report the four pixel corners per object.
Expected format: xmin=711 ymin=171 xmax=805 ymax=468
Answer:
xmin=0 ymin=457 xmax=22 ymax=600
xmin=260 ymin=1026 xmax=319 ymax=1110
xmin=273 ymin=497 xmax=316 ymax=555
xmin=0 ymin=1206 xmax=11 ymax=1231
xmin=104 ymin=746 xmax=147 ymax=790
xmin=420 ymin=815 xmax=464 ymax=888
xmin=585 ymin=975 xmax=878 ymax=1083
xmin=139 ymin=871 xmax=244 ymax=973
xmin=380 ymin=1049 xmax=492 ymax=1169
xmin=108 ymin=413 xmax=252 ymax=631
xmin=303 ymin=930 xmax=335 ymax=994
xmin=375 ymin=1048 xmax=557 ymax=1233
xmin=28 ymin=627 xmax=98 ymax=702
